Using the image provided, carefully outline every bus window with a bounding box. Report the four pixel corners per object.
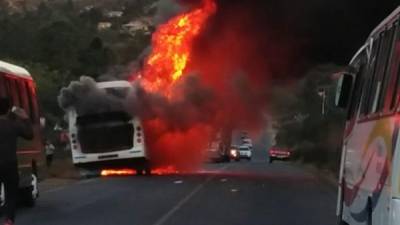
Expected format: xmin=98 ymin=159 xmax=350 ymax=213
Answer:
xmin=376 ymin=27 xmax=397 ymax=112
xmin=347 ymin=53 xmax=367 ymax=120
xmin=25 ymin=81 xmax=38 ymax=122
xmin=361 ymin=38 xmax=382 ymax=116
xmin=17 ymin=79 xmax=30 ymax=118
xmin=390 ymin=22 xmax=400 ymax=110
xmin=13 ymin=79 xmax=24 ymax=108
xmin=370 ymin=33 xmax=388 ymax=113
xmin=4 ymin=77 xmax=20 ymax=107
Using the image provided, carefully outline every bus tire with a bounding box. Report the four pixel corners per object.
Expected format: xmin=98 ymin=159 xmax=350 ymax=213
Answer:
xmin=144 ymin=161 xmax=152 ymax=176
xmin=136 ymin=169 xmax=144 ymax=176
xmin=144 ymin=167 xmax=152 ymax=176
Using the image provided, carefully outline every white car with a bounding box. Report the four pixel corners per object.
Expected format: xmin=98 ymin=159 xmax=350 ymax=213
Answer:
xmin=241 ymin=137 xmax=253 ymax=150
xmin=239 ymin=145 xmax=252 ymax=160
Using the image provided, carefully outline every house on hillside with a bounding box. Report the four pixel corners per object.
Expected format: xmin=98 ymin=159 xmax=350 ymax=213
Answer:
xmin=97 ymin=22 xmax=112 ymax=31
xmin=106 ymin=10 xmax=123 ymax=18
xmin=122 ymin=17 xmax=153 ymax=35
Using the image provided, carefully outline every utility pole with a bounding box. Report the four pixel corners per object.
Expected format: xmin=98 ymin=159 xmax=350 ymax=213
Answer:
xmin=318 ymin=88 xmax=327 ymax=116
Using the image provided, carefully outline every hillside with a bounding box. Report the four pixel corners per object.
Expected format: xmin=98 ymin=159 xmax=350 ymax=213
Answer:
xmin=0 ymin=0 xmax=154 ymax=12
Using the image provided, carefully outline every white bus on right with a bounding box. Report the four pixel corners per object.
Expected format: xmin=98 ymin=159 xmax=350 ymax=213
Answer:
xmin=335 ymin=6 xmax=400 ymax=225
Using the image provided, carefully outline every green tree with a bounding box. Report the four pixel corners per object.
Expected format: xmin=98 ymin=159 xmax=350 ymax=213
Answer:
xmin=270 ymin=64 xmax=346 ymax=172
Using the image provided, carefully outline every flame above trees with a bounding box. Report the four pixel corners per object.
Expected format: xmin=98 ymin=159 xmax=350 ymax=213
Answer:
xmin=137 ymin=0 xmax=217 ymax=93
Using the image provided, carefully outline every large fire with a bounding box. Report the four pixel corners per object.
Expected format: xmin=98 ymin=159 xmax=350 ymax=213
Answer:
xmin=100 ymin=166 xmax=179 ymax=177
xmin=137 ymin=0 xmax=217 ymax=93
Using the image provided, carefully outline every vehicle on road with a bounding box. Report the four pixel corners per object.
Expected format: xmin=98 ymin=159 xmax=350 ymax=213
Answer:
xmin=0 ymin=60 xmax=44 ymax=207
xmin=206 ymin=139 xmax=225 ymax=163
xmin=335 ymin=6 xmax=400 ymax=225
xmin=67 ymin=81 xmax=151 ymax=175
xmin=268 ymin=147 xmax=291 ymax=163
xmin=238 ymin=145 xmax=252 ymax=160
xmin=241 ymin=137 xmax=253 ymax=150
xmin=229 ymin=145 xmax=240 ymax=162
xmin=206 ymin=128 xmax=233 ymax=163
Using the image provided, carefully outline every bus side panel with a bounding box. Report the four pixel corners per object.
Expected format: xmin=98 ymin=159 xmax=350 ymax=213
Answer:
xmin=17 ymin=80 xmax=45 ymax=187
xmin=391 ymin=118 xmax=400 ymax=225
xmin=343 ymin=118 xmax=393 ymax=225
xmin=0 ymin=74 xmax=45 ymax=188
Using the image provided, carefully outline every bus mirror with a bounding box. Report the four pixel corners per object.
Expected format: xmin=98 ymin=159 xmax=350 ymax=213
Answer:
xmin=40 ymin=117 xmax=46 ymax=128
xmin=335 ymin=73 xmax=353 ymax=108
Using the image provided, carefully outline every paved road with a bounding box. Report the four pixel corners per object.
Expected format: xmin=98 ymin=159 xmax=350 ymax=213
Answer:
xmin=11 ymin=158 xmax=338 ymax=225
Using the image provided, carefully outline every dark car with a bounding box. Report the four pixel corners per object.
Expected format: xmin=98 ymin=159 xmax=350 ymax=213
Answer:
xmin=269 ymin=147 xmax=291 ymax=163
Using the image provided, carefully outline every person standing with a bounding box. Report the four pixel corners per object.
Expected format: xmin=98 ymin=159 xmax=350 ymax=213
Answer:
xmin=0 ymin=98 xmax=33 ymax=225
xmin=45 ymin=141 xmax=55 ymax=167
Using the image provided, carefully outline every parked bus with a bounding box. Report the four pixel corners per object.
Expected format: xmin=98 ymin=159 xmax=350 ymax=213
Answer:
xmin=0 ymin=60 xmax=44 ymax=207
xmin=335 ymin=6 xmax=400 ymax=225
xmin=67 ymin=81 xmax=150 ymax=175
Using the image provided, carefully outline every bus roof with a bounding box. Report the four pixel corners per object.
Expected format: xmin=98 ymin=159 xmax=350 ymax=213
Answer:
xmin=350 ymin=6 xmax=400 ymax=64
xmin=0 ymin=60 xmax=32 ymax=79
xmin=369 ymin=6 xmax=400 ymax=38
xmin=96 ymin=81 xmax=132 ymax=89
xmin=350 ymin=44 xmax=367 ymax=64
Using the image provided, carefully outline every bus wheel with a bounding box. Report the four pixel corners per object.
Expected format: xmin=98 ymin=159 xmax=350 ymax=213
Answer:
xmin=144 ymin=165 xmax=152 ymax=176
xmin=136 ymin=168 xmax=144 ymax=176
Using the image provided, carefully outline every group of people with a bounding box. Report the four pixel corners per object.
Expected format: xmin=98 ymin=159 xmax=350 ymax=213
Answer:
xmin=0 ymin=97 xmax=33 ymax=225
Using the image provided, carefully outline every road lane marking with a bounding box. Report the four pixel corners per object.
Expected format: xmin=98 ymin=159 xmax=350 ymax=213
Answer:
xmin=153 ymin=164 xmax=229 ymax=225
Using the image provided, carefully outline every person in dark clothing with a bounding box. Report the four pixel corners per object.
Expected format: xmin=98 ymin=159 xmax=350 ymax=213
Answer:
xmin=0 ymin=97 xmax=33 ymax=225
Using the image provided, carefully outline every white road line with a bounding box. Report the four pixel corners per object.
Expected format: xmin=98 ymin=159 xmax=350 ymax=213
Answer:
xmin=152 ymin=164 xmax=229 ymax=225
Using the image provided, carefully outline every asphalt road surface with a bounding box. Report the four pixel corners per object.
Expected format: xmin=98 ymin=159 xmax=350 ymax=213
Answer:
xmin=14 ymin=158 xmax=337 ymax=225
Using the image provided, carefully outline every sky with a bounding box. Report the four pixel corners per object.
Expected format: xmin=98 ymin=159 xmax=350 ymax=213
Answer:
xmin=212 ymin=0 xmax=399 ymax=66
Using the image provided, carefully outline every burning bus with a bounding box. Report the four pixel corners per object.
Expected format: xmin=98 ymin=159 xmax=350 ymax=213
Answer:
xmin=65 ymin=80 xmax=151 ymax=175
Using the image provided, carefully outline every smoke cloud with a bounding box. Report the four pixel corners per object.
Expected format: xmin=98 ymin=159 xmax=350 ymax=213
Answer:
xmin=58 ymin=76 xmax=126 ymax=115
xmin=153 ymin=0 xmax=185 ymax=25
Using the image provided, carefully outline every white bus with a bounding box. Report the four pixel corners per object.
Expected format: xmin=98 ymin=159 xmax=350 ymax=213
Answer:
xmin=0 ymin=60 xmax=44 ymax=206
xmin=336 ymin=6 xmax=400 ymax=225
xmin=67 ymin=81 xmax=151 ymax=175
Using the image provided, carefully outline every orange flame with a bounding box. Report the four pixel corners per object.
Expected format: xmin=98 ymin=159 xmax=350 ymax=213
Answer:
xmin=151 ymin=166 xmax=179 ymax=175
xmin=101 ymin=169 xmax=136 ymax=176
xmin=139 ymin=0 xmax=217 ymax=93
